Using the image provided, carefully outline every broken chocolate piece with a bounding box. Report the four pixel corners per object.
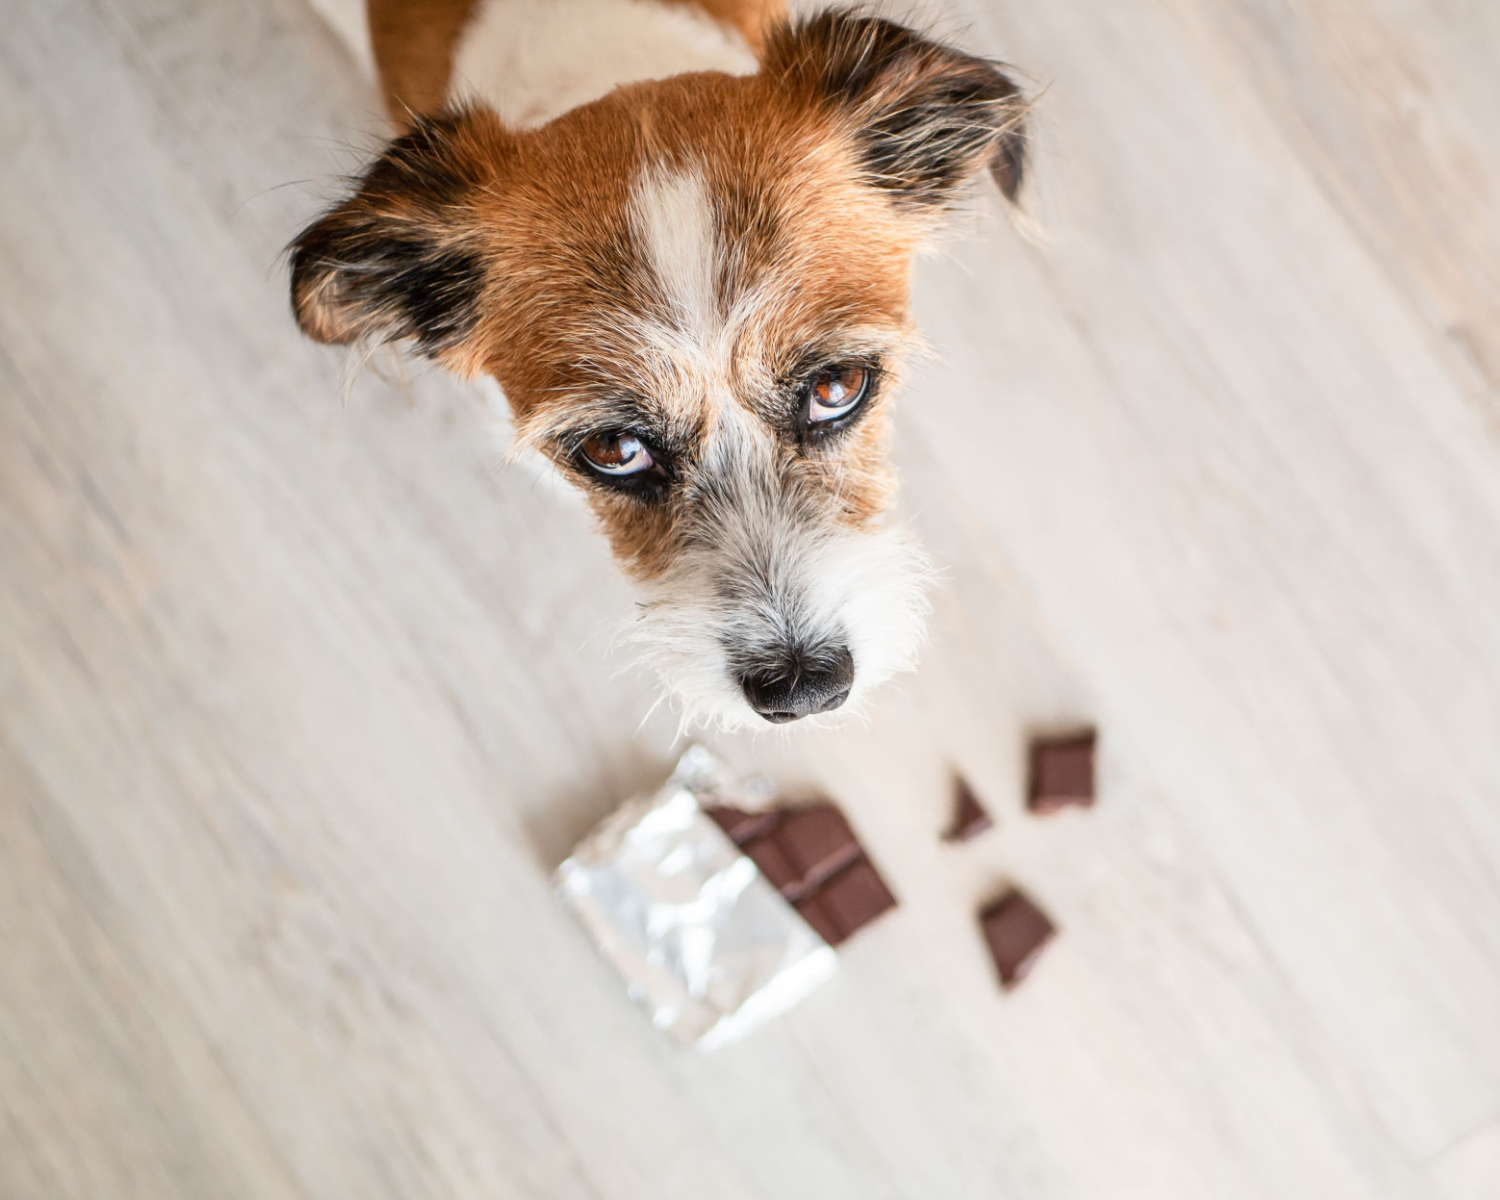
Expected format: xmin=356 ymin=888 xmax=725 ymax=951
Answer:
xmin=979 ymin=889 xmax=1056 ymax=989
xmin=1027 ymin=731 xmax=1096 ymax=814
xmin=944 ymin=776 xmax=994 ymax=841
xmin=711 ymin=797 xmax=897 ymax=946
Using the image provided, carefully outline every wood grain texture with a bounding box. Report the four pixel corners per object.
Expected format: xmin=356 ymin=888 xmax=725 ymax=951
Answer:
xmin=1 ymin=0 xmax=1496 ymax=1197
xmin=1433 ymin=1122 xmax=1500 ymax=1200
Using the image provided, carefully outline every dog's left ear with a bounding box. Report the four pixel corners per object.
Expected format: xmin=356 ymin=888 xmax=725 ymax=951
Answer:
xmin=288 ymin=108 xmax=506 ymax=365
xmin=766 ymin=10 xmax=1028 ymax=208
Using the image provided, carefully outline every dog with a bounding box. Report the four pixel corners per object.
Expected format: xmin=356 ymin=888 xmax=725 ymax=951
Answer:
xmin=290 ymin=0 xmax=1028 ymax=729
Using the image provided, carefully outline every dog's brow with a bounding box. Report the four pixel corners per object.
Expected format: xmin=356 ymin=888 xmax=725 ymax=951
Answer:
xmin=776 ymin=331 xmax=907 ymax=383
xmin=541 ymin=396 xmax=654 ymax=441
xmin=527 ymin=387 xmax=707 ymax=459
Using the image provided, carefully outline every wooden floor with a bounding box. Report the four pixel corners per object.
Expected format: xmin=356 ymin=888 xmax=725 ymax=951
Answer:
xmin=3 ymin=0 xmax=1499 ymax=1196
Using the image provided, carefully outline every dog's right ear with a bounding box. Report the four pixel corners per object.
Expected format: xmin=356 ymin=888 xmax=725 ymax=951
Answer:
xmin=289 ymin=109 xmax=504 ymax=363
xmin=765 ymin=10 xmax=1029 ymax=210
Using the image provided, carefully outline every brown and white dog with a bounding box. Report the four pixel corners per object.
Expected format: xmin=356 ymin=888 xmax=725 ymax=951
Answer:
xmin=290 ymin=0 xmax=1028 ymax=729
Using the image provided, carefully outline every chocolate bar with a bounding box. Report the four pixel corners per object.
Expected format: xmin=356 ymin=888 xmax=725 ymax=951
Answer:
xmin=1027 ymin=730 xmax=1096 ymax=814
xmin=557 ymin=747 xmax=836 ymax=1048
xmin=979 ymin=888 xmax=1056 ymax=989
xmin=943 ymin=775 xmax=994 ymax=841
xmin=707 ymin=801 xmax=896 ymax=946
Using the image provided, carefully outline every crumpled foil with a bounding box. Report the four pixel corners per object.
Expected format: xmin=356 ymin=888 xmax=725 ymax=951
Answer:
xmin=557 ymin=746 xmax=836 ymax=1049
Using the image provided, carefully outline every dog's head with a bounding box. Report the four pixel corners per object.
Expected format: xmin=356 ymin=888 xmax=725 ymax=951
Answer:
xmin=289 ymin=11 xmax=1027 ymax=729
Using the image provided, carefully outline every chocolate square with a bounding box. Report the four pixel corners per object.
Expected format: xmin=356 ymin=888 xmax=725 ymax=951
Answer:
xmin=943 ymin=776 xmax=994 ymax=842
xmin=817 ymin=860 xmax=896 ymax=945
xmin=1027 ymin=731 xmax=1096 ymax=814
xmin=979 ymin=889 xmax=1056 ymax=989
xmin=777 ymin=804 xmax=862 ymax=889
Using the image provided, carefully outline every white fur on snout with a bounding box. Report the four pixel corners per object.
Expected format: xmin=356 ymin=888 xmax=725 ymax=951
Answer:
xmin=623 ymin=507 xmax=932 ymax=732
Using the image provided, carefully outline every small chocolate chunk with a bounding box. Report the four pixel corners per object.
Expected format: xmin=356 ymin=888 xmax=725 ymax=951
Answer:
xmin=979 ymin=889 xmax=1056 ymax=989
xmin=816 ymin=860 xmax=897 ymax=945
xmin=777 ymin=804 xmax=862 ymax=890
xmin=705 ymin=805 xmax=777 ymax=844
xmin=1027 ymin=731 xmax=1096 ymax=814
xmin=944 ymin=776 xmax=994 ymax=842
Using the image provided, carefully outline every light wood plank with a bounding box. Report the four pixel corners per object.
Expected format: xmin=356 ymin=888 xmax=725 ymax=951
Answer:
xmin=1432 ymin=1121 xmax=1500 ymax=1200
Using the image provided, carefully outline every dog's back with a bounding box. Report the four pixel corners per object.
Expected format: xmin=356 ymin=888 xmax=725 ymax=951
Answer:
xmin=311 ymin=0 xmax=783 ymax=128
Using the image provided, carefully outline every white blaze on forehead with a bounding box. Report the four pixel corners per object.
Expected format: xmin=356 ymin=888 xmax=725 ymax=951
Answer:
xmin=629 ymin=165 xmax=723 ymax=337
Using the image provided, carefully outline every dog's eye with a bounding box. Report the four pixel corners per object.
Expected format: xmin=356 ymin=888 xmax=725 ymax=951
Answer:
xmin=580 ymin=432 xmax=655 ymax=476
xmin=806 ymin=364 xmax=870 ymax=424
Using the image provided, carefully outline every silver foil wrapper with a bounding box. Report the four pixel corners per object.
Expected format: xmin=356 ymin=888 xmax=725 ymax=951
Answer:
xmin=557 ymin=746 xmax=836 ymax=1048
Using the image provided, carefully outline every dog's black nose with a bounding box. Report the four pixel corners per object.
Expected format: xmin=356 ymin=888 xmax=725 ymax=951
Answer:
xmin=740 ymin=645 xmax=854 ymax=723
